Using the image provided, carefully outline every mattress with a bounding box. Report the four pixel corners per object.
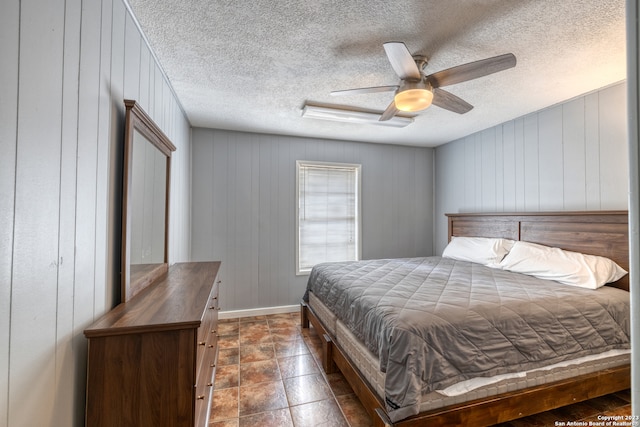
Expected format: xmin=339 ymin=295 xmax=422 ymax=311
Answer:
xmin=309 ymin=293 xmax=630 ymax=413
xmin=304 ymin=257 xmax=631 ymax=422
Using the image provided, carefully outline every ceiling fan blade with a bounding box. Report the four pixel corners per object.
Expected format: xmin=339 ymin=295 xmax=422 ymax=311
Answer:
xmin=331 ymin=85 xmax=399 ymax=96
xmin=383 ymin=42 xmax=421 ymax=80
xmin=379 ymin=100 xmax=399 ymax=121
xmin=432 ymin=88 xmax=474 ymax=114
xmin=427 ymin=53 xmax=516 ymax=88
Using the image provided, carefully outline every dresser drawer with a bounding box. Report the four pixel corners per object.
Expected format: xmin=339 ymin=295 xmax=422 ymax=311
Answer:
xmin=194 ymin=322 xmax=217 ymax=427
xmin=194 ymin=277 xmax=220 ymax=426
xmin=196 ymin=283 xmax=220 ymax=378
xmin=194 ymin=358 xmax=215 ymax=427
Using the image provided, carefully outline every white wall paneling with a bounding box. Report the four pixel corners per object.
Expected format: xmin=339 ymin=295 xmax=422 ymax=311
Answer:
xmin=599 ymin=87 xmax=630 ymax=207
xmin=434 ymin=82 xmax=628 ymax=253
xmin=95 ymin=0 xmax=114 ymax=314
xmin=538 ymin=106 xmax=564 ymax=210
xmin=107 ymin=0 xmax=126 ymax=310
xmin=0 ymin=1 xmax=19 ymax=424
xmin=10 ymin=3 xmax=65 ymax=427
xmin=191 ymin=129 xmax=434 ymax=312
xmin=561 ymin=96 xmax=587 ymax=208
xmin=1 ymin=0 xmax=191 ymax=425
xmin=56 ymin=0 xmax=82 ymax=424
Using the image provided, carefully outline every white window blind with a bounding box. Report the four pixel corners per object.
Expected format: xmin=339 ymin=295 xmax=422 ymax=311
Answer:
xmin=296 ymin=161 xmax=361 ymax=275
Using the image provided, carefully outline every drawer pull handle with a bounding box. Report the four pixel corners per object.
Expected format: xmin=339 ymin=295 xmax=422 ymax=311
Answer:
xmin=207 ymin=383 xmax=213 ymax=387
xmin=211 ymin=329 xmax=217 ymax=334
xmin=209 ymin=306 xmax=216 ymax=310
xmin=196 ymin=395 xmax=205 ymax=400
xmin=210 ymin=363 xmax=216 ymax=368
xmin=199 ymin=341 xmax=206 ymax=346
xmin=216 ymin=280 xmax=222 ymax=284
xmin=208 ymin=344 xmax=214 ymax=348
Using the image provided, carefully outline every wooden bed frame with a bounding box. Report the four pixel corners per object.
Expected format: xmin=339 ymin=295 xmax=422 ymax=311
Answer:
xmin=300 ymin=211 xmax=630 ymax=426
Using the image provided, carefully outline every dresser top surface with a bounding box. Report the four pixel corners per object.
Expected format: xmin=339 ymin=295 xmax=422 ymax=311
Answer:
xmin=84 ymin=261 xmax=221 ymax=338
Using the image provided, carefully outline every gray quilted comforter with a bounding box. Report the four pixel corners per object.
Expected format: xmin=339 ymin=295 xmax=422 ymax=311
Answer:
xmin=303 ymin=257 xmax=630 ymax=422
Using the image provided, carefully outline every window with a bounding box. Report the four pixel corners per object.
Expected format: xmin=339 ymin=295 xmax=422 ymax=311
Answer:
xmin=296 ymin=161 xmax=361 ymax=275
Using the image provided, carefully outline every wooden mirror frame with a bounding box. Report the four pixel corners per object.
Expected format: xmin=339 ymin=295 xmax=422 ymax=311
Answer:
xmin=121 ymin=99 xmax=176 ymax=302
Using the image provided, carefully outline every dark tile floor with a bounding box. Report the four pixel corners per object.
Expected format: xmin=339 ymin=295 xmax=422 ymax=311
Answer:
xmin=210 ymin=312 xmax=367 ymax=427
xmin=210 ymin=312 xmax=631 ymax=427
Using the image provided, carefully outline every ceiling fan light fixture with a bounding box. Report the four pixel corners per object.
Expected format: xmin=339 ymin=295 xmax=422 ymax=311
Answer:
xmin=394 ymin=87 xmax=434 ymax=112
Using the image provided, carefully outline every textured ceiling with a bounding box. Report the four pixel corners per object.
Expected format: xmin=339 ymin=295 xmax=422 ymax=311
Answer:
xmin=126 ymin=0 xmax=626 ymax=147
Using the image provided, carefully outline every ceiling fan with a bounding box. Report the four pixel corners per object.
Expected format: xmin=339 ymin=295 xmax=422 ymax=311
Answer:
xmin=331 ymin=42 xmax=517 ymax=121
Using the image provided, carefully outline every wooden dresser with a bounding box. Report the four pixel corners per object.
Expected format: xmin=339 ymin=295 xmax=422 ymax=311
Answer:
xmin=84 ymin=261 xmax=221 ymax=427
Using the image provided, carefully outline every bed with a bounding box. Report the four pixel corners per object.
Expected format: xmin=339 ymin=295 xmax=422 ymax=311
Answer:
xmin=300 ymin=211 xmax=630 ymax=426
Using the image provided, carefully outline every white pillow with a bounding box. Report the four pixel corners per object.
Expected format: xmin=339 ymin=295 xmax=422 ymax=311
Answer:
xmin=498 ymin=241 xmax=627 ymax=289
xmin=442 ymin=236 xmax=515 ymax=267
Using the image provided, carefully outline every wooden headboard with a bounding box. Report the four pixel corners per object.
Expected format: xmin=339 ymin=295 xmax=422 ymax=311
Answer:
xmin=446 ymin=211 xmax=629 ymax=291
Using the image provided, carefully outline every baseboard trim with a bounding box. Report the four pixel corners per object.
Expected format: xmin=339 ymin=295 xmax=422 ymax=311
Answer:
xmin=219 ymin=304 xmax=299 ymax=320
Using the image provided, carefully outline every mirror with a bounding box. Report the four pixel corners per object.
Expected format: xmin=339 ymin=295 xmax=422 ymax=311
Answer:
xmin=122 ymin=99 xmax=176 ymax=302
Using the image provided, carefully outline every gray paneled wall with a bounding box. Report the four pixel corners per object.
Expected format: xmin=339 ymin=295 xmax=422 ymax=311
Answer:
xmin=191 ymin=129 xmax=434 ymax=312
xmin=0 ymin=1 xmax=190 ymax=426
xmin=434 ymin=82 xmax=628 ymax=253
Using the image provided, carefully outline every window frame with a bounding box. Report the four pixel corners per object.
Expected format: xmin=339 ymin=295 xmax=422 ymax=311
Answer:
xmin=295 ymin=160 xmax=362 ymax=276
